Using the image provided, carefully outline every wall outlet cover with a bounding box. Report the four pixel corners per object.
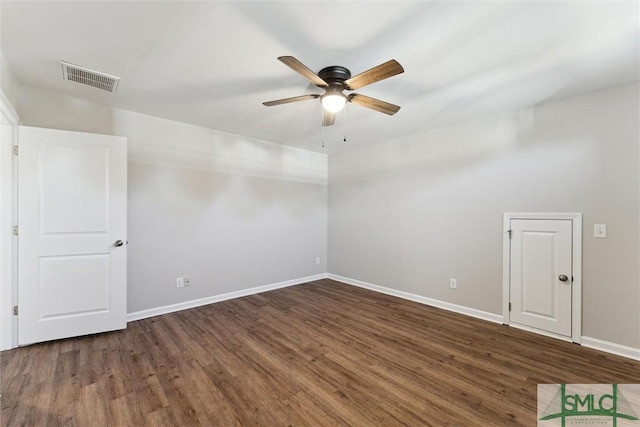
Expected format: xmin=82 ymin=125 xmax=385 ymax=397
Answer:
xmin=593 ymin=224 xmax=607 ymax=238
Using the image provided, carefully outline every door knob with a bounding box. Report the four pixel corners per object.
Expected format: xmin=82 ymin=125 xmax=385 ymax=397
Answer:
xmin=114 ymin=240 xmax=124 ymax=247
xmin=558 ymin=274 xmax=569 ymax=282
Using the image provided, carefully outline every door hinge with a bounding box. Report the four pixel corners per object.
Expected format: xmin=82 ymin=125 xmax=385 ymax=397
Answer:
xmin=507 ymin=229 xmax=512 ymax=239
xmin=12 ymin=145 xmax=18 ymax=156
xmin=13 ymin=226 xmax=18 ymax=236
xmin=508 ymin=302 xmax=511 ymax=311
xmin=13 ymin=305 xmax=18 ymax=315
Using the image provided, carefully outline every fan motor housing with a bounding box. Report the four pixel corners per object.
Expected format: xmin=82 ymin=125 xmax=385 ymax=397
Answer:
xmin=318 ymin=66 xmax=351 ymax=86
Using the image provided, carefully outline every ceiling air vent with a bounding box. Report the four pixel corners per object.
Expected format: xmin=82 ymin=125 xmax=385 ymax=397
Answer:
xmin=61 ymin=61 xmax=120 ymax=93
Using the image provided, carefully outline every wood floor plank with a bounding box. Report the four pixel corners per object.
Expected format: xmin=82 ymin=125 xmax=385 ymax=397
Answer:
xmin=2 ymin=279 xmax=639 ymax=426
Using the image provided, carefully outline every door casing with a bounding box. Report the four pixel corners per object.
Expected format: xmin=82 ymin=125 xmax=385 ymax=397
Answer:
xmin=0 ymin=90 xmax=19 ymax=351
xmin=502 ymin=213 xmax=582 ymax=343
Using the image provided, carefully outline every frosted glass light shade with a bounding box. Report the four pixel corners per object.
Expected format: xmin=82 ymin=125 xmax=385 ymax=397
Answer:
xmin=322 ymin=94 xmax=346 ymax=113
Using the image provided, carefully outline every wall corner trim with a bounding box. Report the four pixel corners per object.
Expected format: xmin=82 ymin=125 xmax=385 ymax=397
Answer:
xmin=0 ymin=87 xmax=20 ymax=125
xmin=580 ymin=336 xmax=640 ymax=361
xmin=327 ymin=273 xmax=503 ymax=325
xmin=127 ymin=273 xmax=329 ymax=322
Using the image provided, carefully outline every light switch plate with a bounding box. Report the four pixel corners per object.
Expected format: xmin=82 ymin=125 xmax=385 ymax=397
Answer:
xmin=594 ymin=224 xmax=607 ymax=238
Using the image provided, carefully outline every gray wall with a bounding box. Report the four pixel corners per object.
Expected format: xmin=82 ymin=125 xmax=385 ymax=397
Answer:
xmin=329 ymin=81 xmax=639 ymax=348
xmin=13 ymin=81 xmax=640 ymax=349
xmin=17 ymin=87 xmax=328 ymax=313
xmin=0 ymin=51 xmax=19 ymax=108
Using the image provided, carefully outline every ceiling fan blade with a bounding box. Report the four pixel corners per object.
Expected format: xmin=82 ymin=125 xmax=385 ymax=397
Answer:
xmin=344 ymin=59 xmax=404 ymax=90
xmin=322 ymin=110 xmax=336 ymax=127
xmin=278 ymin=56 xmax=328 ymax=87
xmin=263 ymin=94 xmax=320 ymax=107
xmin=348 ymin=93 xmax=400 ymax=116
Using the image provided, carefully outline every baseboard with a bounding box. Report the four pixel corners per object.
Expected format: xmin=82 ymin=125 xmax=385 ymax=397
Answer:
xmin=328 ymin=273 xmax=503 ymax=324
xmin=581 ymin=336 xmax=640 ymax=361
xmin=127 ymin=273 xmax=329 ymax=322
xmin=125 ymin=273 xmax=640 ymax=363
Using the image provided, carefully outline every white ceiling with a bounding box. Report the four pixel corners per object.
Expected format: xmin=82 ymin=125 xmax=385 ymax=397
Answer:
xmin=1 ymin=1 xmax=638 ymax=153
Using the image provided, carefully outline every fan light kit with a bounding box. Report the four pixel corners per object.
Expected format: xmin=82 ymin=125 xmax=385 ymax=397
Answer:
xmin=263 ymin=56 xmax=404 ymax=127
xmin=321 ymin=89 xmax=347 ymax=113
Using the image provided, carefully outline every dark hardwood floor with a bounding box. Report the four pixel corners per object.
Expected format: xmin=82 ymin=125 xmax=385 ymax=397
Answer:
xmin=2 ymin=279 xmax=639 ymax=426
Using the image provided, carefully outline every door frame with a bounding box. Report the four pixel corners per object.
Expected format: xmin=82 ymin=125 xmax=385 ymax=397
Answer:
xmin=0 ymin=88 xmax=20 ymax=351
xmin=502 ymin=212 xmax=582 ymax=343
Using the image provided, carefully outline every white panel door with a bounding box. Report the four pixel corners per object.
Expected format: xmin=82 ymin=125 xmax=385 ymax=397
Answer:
xmin=18 ymin=126 xmax=127 ymax=345
xmin=510 ymin=219 xmax=572 ymax=337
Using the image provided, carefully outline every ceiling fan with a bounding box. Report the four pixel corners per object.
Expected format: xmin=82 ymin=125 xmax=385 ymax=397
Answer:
xmin=263 ymin=56 xmax=404 ymax=126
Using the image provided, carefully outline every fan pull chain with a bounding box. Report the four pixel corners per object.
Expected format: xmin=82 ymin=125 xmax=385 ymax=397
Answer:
xmin=321 ymin=118 xmax=325 ymax=149
xmin=343 ymin=103 xmax=348 ymax=143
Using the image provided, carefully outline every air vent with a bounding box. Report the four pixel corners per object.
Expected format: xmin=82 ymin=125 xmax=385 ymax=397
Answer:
xmin=60 ymin=61 xmax=120 ymax=93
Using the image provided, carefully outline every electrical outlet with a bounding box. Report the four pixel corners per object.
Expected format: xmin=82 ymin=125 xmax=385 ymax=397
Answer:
xmin=315 ymin=257 xmax=321 ymax=265
xmin=185 ymin=277 xmax=191 ymax=287
xmin=176 ymin=277 xmax=184 ymax=288
xmin=450 ymin=278 xmax=457 ymax=289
